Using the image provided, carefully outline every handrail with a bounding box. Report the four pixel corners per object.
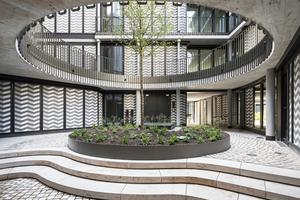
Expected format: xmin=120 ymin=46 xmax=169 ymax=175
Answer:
xmin=18 ymin=22 xmax=273 ymax=88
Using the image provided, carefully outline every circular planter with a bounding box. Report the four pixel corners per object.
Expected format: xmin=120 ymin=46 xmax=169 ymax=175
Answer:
xmin=68 ymin=134 xmax=230 ymax=160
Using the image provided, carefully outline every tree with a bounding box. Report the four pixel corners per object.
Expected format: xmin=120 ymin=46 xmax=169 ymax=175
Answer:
xmin=112 ymin=1 xmax=176 ymax=129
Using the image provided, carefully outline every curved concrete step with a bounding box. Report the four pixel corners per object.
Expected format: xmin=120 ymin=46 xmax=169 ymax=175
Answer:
xmin=0 ymin=147 xmax=300 ymax=187
xmin=1 ymin=155 xmax=300 ymax=199
xmin=0 ymin=166 xmax=266 ymax=200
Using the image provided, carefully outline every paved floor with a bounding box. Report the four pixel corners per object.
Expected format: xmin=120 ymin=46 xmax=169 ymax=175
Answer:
xmin=0 ymin=129 xmax=300 ymax=200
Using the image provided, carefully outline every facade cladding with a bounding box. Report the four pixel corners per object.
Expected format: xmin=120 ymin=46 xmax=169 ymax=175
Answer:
xmin=1 ymin=2 xmax=300 ymax=151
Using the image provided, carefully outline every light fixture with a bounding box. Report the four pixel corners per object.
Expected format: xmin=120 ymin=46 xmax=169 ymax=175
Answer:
xmin=219 ymin=10 xmax=227 ymax=15
xmin=242 ymin=17 xmax=248 ymax=22
xmin=119 ymin=1 xmax=129 ymax=5
xmin=146 ymin=94 xmax=149 ymax=96
xmin=258 ymin=24 xmax=262 ymax=30
xmin=86 ymin=4 xmax=96 ymax=9
xmin=38 ymin=17 xmax=45 ymax=23
xmin=137 ymin=1 xmax=147 ymax=5
xmin=231 ymin=13 xmax=238 ymax=18
xmin=31 ymin=21 xmax=37 ymax=28
xmin=71 ymin=7 xmax=80 ymax=12
xmin=155 ymin=1 xmax=166 ymax=5
xmin=173 ymin=2 xmax=182 ymax=6
xmin=204 ymin=7 xmax=213 ymax=11
xmin=47 ymin=13 xmax=55 ymax=19
xmin=58 ymin=10 xmax=67 ymax=15
xmin=166 ymin=94 xmax=169 ymax=96
xmin=189 ymin=4 xmax=199 ymax=8
xmin=102 ymin=2 xmax=112 ymax=7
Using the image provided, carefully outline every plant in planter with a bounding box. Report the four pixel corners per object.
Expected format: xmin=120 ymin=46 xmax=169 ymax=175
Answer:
xmin=160 ymin=127 xmax=167 ymax=136
xmin=130 ymin=133 xmax=139 ymax=139
xmin=183 ymin=136 xmax=190 ymax=143
xmin=157 ymin=135 xmax=164 ymax=144
xmin=197 ymin=136 xmax=205 ymax=143
xmin=121 ymin=136 xmax=128 ymax=144
xmin=71 ymin=129 xmax=78 ymax=138
xmin=96 ymin=134 xmax=107 ymax=142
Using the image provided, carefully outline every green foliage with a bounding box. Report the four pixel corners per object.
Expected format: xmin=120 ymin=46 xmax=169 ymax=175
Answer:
xmin=157 ymin=135 xmax=164 ymax=144
xmin=191 ymin=134 xmax=197 ymax=139
xmin=215 ymin=129 xmax=222 ymax=139
xmin=85 ymin=134 xmax=93 ymax=142
xmin=197 ymin=137 xmax=205 ymax=144
xmin=110 ymin=135 xmax=114 ymax=140
xmin=121 ymin=136 xmax=128 ymax=144
xmin=160 ymin=127 xmax=167 ymax=136
xmin=98 ymin=125 xmax=104 ymax=130
xmin=124 ymin=123 xmax=134 ymax=132
xmin=102 ymin=128 xmax=108 ymax=134
xmin=96 ymin=134 xmax=107 ymax=142
xmin=116 ymin=125 xmax=123 ymax=131
xmin=150 ymin=125 xmax=159 ymax=133
xmin=193 ymin=126 xmax=200 ymax=132
xmin=186 ymin=132 xmax=192 ymax=137
xmin=134 ymin=124 xmax=139 ymax=130
xmin=209 ymin=135 xmax=217 ymax=141
xmin=108 ymin=124 xmax=114 ymax=130
xmin=168 ymin=137 xmax=176 ymax=145
xmin=81 ymin=129 xmax=87 ymax=137
xmin=171 ymin=134 xmax=179 ymax=143
xmin=71 ymin=129 xmax=78 ymax=138
xmin=205 ymin=130 xmax=211 ymax=138
xmin=184 ymin=127 xmax=190 ymax=133
xmin=210 ymin=125 xmax=216 ymax=131
xmin=112 ymin=129 xmax=117 ymax=134
xmin=130 ymin=133 xmax=139 ymax=139
xmin=183 ymin=136 xmax=190 ymax=143
xmin=140 ymin=132 xmax=152 ymax=145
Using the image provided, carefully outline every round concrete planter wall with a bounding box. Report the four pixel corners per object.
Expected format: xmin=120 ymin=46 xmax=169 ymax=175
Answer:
xmin=68 ymin=135 xmax=230 ymax=160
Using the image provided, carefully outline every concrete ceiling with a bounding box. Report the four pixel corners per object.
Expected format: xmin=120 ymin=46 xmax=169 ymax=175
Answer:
xmin=187 ymin=92 xmax=225 ymax=101
xmin=0 ymin=0 xmax=299 ymax=91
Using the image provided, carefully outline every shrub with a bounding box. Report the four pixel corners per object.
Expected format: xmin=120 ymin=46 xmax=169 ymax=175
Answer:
xmin=168 ymin=138 xmax=175 ymax=145
xmin=102 ymin=128 xmax=108 ymax=134
xmin=96 ymin=134 xmax=107 ymax=142
xmin=157 ymin=135 xmax=164 ymax=144
xmin=121 ymin=136 xmax=128 ymax=144
xmin=150 ymin=125 xmax=159 ymax=133
xmin=116 ymin=125 xmax=123 ymax=131
xmin=191 ymin=134 xmax=197 ymax=139
xmin=124 ymin=123 xmax=134 ymax=132
xmin=184 ymin=127 xmax=190 ymax=133
xmin=81 ymin=129 xmax=87 ymax=137
xmin=171 ymin=134 xmax=179 ymax=143
xmin=130 ymin=133 xmax=139 ymax=139
xmin=112 ymin=129 xmax=117 ymax=134
xmin=71 ymin=129 xmax=78 ymax=138
xmin=205 ymin=130 xmax=211 ymax=138
xmin=160 ymin=127 xmax=167 ymax=136
xmin=141 ymin=135 xmax=151 ymax=146
xmin=197 ymin=137 xmax=205 ymax=144
xmin=98 ymin=125 xmax=104 ymax=130
xmin=209 ymin=135 xmax=217 ymax=141
xmin=134 ymin=124 xmax=139 ymax=130
xmin=186 ymin=132 xmax=192 ymax=137
xmin=183 ymin=136 xmax=190 ymax=143
xmin=85 ymin=134 xmax=93 ymax=142
xmin=216 ymin=129 xmax=222 ymax=139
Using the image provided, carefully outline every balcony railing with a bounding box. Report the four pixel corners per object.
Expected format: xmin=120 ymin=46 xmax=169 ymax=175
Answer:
xmin=98 ymin=16 xmax=242 ymax=35
xmin=17 ymin=22 xmax=273 ymax=89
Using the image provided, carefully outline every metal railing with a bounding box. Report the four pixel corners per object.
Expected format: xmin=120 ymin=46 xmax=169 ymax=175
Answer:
xmin=18 ymin=22 xmax=273 ymax=88
xmin=98 ymin=16 xmax=242 ymax=35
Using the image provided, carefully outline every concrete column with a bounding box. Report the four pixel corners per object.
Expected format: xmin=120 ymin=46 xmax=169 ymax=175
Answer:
xmin=97 ymin=4 xmax=101 ymax=32
xmin=227 ymin=89 xmax=232 ymax=128
xmin=266 ymin=68 xmax=275 ymax=140
xmin=136 ymin=90 xmax=141 ymax=125
xmin=176 ymin=89 xmax=181 ymax=126
xmin=177 ymin=6 xmax=180 ymax=32
xmin=177 ymin=39 xmax=181 ymax=74
xmin=96 ymin=39 xmax=101 ymax=72
xmin=137 ymin=53 xmax=140 ymax=76
xmin=228 ymin=41 xmax=232 ymax=62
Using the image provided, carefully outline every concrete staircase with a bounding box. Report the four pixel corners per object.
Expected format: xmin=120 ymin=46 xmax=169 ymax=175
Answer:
xmin=0 ymin=147 xmax=300 ymax=200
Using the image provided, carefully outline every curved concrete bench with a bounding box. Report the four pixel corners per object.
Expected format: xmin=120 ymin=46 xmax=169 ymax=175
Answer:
xmin=68 ymin=134 xmax=230 ymax=160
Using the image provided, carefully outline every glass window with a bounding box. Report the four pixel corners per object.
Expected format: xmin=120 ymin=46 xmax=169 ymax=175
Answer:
xmin=105 ymin=94 xmax=113 ymax=122
xmin=214 ymin=49 xmax=226 ymax=67
xmin=199 ymin=50 xmax=212 ymax=70
xmin=187 ymin=6 xmax=198 ymax=32
xmin=187 ymin=49 xmax=199 ymax=72
xmin=200 ymin=6 xmax=212 ymax=32
xmin=254 ymin=84 xmax=261 ymax=128
xmin=113 ymin=46 xmax=123 ymax=74
xmin=101 ymin=46 xmax=112 ymax=73
xmin=187 ymin=102 xmax=195 ymax=124
xmin=105 ymin=94 xmax=123 ymax=124
xmin=238 ymin=92 xmax=241 ymax=125
xmin=214 ymin=9 xmax=226 ymax=32
xmin=263 ymin=83 xmax=266 ymax=129
xmin=101 ymin=45 xmax=123 ymax=74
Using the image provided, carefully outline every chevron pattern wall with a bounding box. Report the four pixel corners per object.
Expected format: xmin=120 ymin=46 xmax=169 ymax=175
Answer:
xmin=56 ymin=10 xmax=69 ymax=33
xmin=294 ymin=53 xmax=300 ymax=148
xmin=179 ymin=4 xmax=187 ymax=32
xmin=289 ymin=68 xmax=293 ymax=142
xmin=171 ymin=94 xmax=176 ymax=124
xmin=222 ymin=95 xmax=228 ymax=125
xmin=84 ymin=45 xmax=96 ymax=71
xmin=71 ymin=45 xmax=83 ymax=68
xmin=84 ymin=6 xmax=96 ymax=33
xmin=180 ymin=94 xmax=186 ymax=125
xmin=43 ymin=86 xmax=64 ymax=130
xmin=180 ymin=46 xmax=187 ymax=74
xmin=166 ymin=46 xmax=177 ymax=75
xmin=66 ymin=88 xmax=83 ymax=128
xmin=245 ymin=87 xmax=254 ymax=127
xmin=70 ymin=9 xmax=82 ymax=33
xmin=124 ymin=47 xmax=138 ymax=76
xmin=85 ymin=90 xmax=98 ymax=127
xmin=203 ymin=100 xmax=207 ymax=124
xmin=143 ymin=47 xmax=152 ymax=77
xmin=99 ymin=93 xmax=103 ymax=124
xmin=0 ymin=81 xmax=11 ymax=134
xmin=167 ymin=2 xmax=178 ymax=32
xmin=153 ymin=47 xmax=165 ymax=76
xmin=43 ymin=16 xmax=55 ymax=33
xmin=124 ymin=94 xmax=136 ymax=124
xmin=14 ymin=82 xmax=40 ymax=132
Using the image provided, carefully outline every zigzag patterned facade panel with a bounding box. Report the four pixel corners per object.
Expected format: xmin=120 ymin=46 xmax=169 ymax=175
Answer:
xmin=99 ymin=93 xmax=103 ymax=125
xmin=43 ymin=86 xmax=64 ymax=130
xmin=143 ymin=47 xmax=152 ymax=77
xmin=56 ymin=10 xmax=69 ymax=33
xmin=70 ymin=9 xmax=82 ymax=33
xmin=180 ymin=45 xmax=187 ymax=74
xmin=166 ymin=46 xmax=177 ymax=75
xmin=124 ymin=94 xmax=136 ymax=124
xmin=14 ymin=82 xmax=40 ymax=132
xmin=0 ymin=81 xmax=11 ymax=134
xmin=84 ymin=6 xmax=96 ymax=33
xmin=85 ymin=90 xmax=98 ymax=127
xmin=43 ymin=16 xmax=55 ymax=33
xmin=153 ymin=47 xmax=165 ymax=76
xmin=66 ymin=88 xmax=83 ymax=128
xmin=84 ymin=45 xmax=96 ymax=70
xmin=222 ymin=95 xmax=228 ymax=125
xmin=167 ymin=2 xmax=178 ymax=32
xmin=171 ymin=94 xmax=176 ymax=124
xmin=124 ymin=47 xmax=137 ymax=76
xmin=294 ymin=52 xmax=300 ymax=148
xmin=179 ymin=4 xmax=187 ymax=32
xmin=289 ymin=65 xmax=293 ymax=142
xmin=245 ymin=87 xmax=254 ymax=127
xmin=180 ymin=94 xmax=186 ymax=125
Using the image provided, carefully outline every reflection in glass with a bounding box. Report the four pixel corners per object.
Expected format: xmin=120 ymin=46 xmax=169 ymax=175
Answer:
xmin=254 ymin=84 xmax=261 ymax=128
xmin=263 ymin=83 xmax=266 ymax=128
xmin=115 ymin=94 xmax=123 ymax=120
xmin=187 ymin=102 xmax=195 ymax=124
xmin=200 ymin=50 xmax=212 ymax=70
xmin=238 ymin=92 xmax=241 ymax=125
xmin=214 ymin=9 xmax=226 ymax=32
xmin=199 ymin=6 xmax=212 ymax=32
xmin=102 ymin=46 xmax=111 ymax=73
xmin=187 ymin=49 xmax=199 ymax=72
xmin=187 ymin=6 xmax=198 ymax=32
xmin=105 ymin=94 xmax=123 ymax=124
xmin=113 ymin=46 xmax=123 ymax=74
xmin=214 ymin=49 xmax=226 ymax=67
xmin=105 ymin=94 xmax=113 ymax=122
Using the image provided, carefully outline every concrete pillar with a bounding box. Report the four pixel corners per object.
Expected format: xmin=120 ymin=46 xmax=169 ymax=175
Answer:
xmin=266 ymin=68 xmax=275 ymax=140
xmin=177 ymin=7 xmax=180 ymax=32
xmin=137 ymin=53 xmax=140 ymax=76
xmin=177 ymin=39 xmax=181 ymax=74
xmin=176 ymin=89 xmax=181 ymax=126
xmin=97 ymin=4 xmax=101 ymax=32
xmin=228 ymin=41 xmax=232 ymax=62
xmin=227 ymin=89 xmax=232 ymax=128
xmin=96 ymin=39 xmax=101 ymax=72
xmin=136 ymin=90 xmax=141 ymax=126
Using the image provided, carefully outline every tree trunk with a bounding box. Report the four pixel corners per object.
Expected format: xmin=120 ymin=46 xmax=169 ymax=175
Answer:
xmin=140 ymin=54 xmax=144 ymax=130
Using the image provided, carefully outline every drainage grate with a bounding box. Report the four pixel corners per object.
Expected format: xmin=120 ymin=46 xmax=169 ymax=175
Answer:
xmin=256 ymin=137 xmax=264 ymax=139
xmin=276 ymin=142 xmax=287 ymax=147
xmin=275 ymin=151 xmax=288 ymax=155
xmin=247 ymin=154 xmax=257 ymax=156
